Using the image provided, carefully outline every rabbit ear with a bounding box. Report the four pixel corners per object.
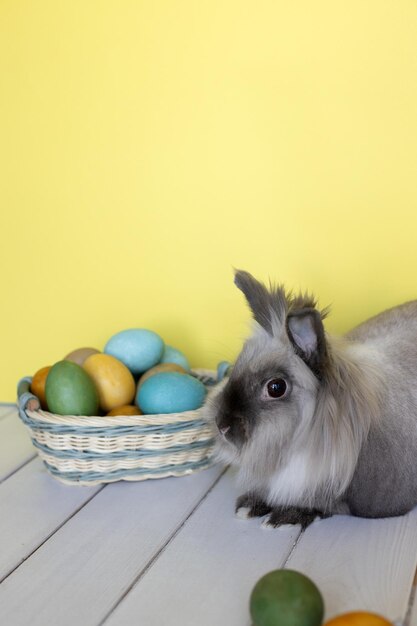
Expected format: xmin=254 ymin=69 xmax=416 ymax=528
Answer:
xmin=286 ymin=308 xmax=327 ymax=377
xmin=234 ymin=270 xmax=273 ymax=334
xmin=234 ymin=269 xmax=287 ymax=335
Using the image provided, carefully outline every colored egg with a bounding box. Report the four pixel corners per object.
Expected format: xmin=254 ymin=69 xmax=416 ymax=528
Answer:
xmin=64 ymin=347 xmax=100 ymax=366
xmin=104 ymin=329 xmax=164 ymax=375
xmin=45 ymin=361 xmax=99 ymax=416
xmin=137 ymin=363 xmax=187 ymax=390
xmin=249 ymin=569 xmax=324 ymax=626
xmin=160 ymin=345 xmax=190 ymax=371
xmin=83 ymin=354 xmax=136 ymax=412
xmin=136 ymin=372 xmax=207 ymax=414
xmin=324 ymin=612 xmax=392 ymax=625
xmin=30 ymin=365 xmax=51 ymax=410
xmin=106 ymin=405 xmax=142 ymax=416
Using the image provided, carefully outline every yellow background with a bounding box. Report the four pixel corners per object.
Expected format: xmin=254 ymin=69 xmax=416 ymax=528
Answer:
xmin=1 ymin=1 xmax=417 ymax=401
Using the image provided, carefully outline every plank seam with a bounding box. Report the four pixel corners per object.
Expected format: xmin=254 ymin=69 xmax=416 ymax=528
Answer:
xmin=403 ymin=565 xmax=417 ymax=626
xmin=0 ymin=484 xmax=106 ymax=584
xmin=98 ymin=466 xmax=229 ymax=626
xmin=282 ymin=527 xmax=304 ymax=567
xmin=0 ymin=454 xmax=37 ymax=485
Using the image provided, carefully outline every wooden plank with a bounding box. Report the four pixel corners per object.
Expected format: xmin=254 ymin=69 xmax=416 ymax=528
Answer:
xmin=0 ymin=464 xmax=225 ymax=626
xmin=0 ymin=408 xmax=36 ymax=482
xmin=0 ymin=404 xmax=17 ymax=420
xmin=103 ymin=468 xmax=301 ymax=626
xmin=0 ymin=457 xmax=101 ymax=581
xmin=285 ymin=509 xmax=417 ymax=624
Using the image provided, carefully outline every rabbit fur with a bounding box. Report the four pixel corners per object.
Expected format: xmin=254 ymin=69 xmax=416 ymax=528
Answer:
xmin=204 ymin=270 xmax=417 ymax=529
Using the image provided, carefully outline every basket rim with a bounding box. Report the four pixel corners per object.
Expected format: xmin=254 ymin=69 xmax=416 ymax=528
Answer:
xmin=24 ymin=406 xmax=208 ymax=427
xmin=18 ymin=368 xmax=217 ymax=428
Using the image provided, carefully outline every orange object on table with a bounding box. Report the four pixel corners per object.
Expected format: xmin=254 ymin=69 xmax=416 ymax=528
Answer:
xmin=324 ymin=611 xmax=392 ymax=625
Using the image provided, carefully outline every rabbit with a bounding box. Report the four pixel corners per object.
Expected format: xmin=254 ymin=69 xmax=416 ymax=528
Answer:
xmin=204 ymin=269 xmax=417 ymax=529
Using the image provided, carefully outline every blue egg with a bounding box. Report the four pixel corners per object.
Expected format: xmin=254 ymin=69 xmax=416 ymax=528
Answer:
xmin=160 ymin=345 xmax=190 ymax=371
xmin=104 ymin=329 xmax=164 ymax=375
xmin=137 ymin=372 xmax=207 ymax=414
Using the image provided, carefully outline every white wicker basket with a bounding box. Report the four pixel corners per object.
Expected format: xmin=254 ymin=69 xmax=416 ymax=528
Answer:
xmin=17 ymin=369 xmax=219 ymax=486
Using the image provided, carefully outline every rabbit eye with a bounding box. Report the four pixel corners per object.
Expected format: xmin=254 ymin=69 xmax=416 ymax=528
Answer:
xmin=266 ymin=378 xmax=288 ymax=399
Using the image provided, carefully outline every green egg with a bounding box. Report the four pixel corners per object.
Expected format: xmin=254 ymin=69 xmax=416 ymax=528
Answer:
xmin=249 ymin=569 xmax=324 ymax=626
xmin=45 ymin=360 xmax=99 ymax=416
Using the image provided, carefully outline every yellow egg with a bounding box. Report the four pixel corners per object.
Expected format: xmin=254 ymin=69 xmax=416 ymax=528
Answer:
xmin=30 ymin=365 xmax=51 ymax=410
xmin=324 ymin=612 xmax=393 ymax=626
xmin=137 ymin=362 xmax=187 ymax=390
xmin=64 ymin=347 xmax=100 ymax=366
xmin=106 ymin=405 xmax=142 ymax=416
xmin=83 ymin=354 xmax=135 ymax=412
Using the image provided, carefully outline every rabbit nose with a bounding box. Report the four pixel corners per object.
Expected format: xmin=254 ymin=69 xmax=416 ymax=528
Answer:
xmin=219 ymin=425 xmax=231 ymax=437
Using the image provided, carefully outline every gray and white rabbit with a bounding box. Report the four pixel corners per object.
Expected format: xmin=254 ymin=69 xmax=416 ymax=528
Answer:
xmin=204 ymin=269 xmax=417 ymax=529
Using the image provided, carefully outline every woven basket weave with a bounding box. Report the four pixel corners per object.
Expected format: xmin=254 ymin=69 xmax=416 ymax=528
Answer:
xmin=17 ymin=369 xmax=218 ymax=486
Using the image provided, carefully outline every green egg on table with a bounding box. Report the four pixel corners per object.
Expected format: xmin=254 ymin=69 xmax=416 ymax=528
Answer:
xmin=104 ymin=329 xmax=164 ymax=375
xmin=249 ymin=569 xmax=324 ymax=626
xmin=45 ymin=361 xmax=99 ymax=416
xmin=160 ymin=345 xmax=190 ymax=371
xmin=136 ymin=372 xmax=207 ymax=414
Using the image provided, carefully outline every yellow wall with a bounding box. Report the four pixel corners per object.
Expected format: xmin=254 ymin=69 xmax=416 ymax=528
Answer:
xmin=1 ymin=1 xmax=417 ymax=401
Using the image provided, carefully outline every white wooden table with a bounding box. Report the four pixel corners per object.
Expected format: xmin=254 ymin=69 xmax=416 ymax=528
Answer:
xmin=1 ymin=402 xmax=417 ymax=626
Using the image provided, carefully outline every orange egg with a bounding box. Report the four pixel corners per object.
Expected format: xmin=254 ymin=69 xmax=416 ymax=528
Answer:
xmin=106 ymin=405 xmax=142 ymax=416
xmin=30 ymin=366 xmax=51 ymax=410
xmin=137 ymin=362 xmax=186 ymax=390
xmin=324 ymin=612 xmax=393 ymax=625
